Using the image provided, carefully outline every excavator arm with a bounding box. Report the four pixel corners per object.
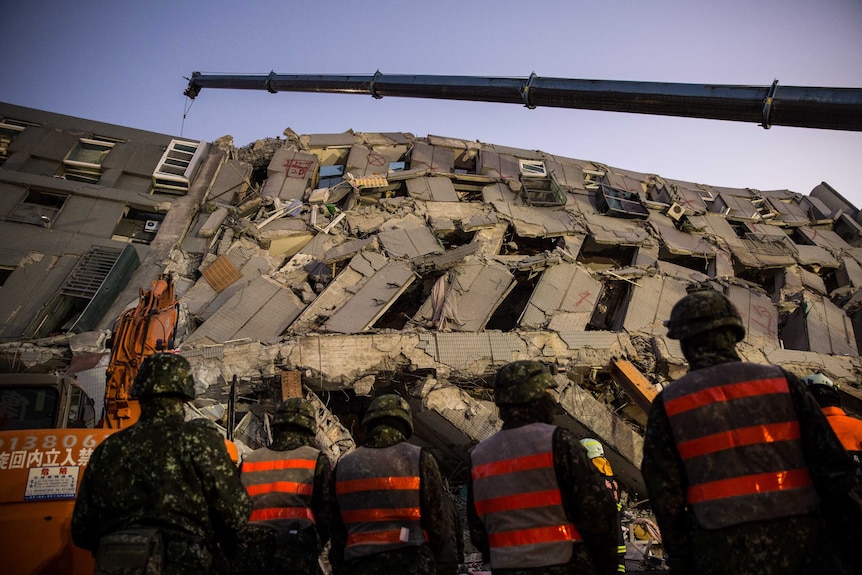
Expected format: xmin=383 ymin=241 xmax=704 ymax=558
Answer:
xmin=184 ymin=70 xmax=862 ymax=131
xmin=101 ymin=273 xmax=179 ymax=428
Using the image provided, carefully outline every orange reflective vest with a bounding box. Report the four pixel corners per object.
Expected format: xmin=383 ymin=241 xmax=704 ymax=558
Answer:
xmin=662 ymin=363 xmax=820 ymax=529
xmin=240 ymin=445 xmax=319 ymax=527
xmin=335 ymin=442 xmax=427 ymax=560
xmin=822 ymin=405 xmax=862 ymax=477
xmin=471 ymin=422 xmax=580 ymax=569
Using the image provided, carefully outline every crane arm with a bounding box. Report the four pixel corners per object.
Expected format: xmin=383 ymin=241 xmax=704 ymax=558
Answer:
xmin=184 ymin=71 xmax=862 ymax=131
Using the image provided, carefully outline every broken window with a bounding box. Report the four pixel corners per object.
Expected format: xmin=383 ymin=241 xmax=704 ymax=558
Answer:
xmin=8 ymin=188 xmax=68 ymax=227
xmin=318 ymin=165 xmax=345 ymax=188
xmin=62 ymin=137 xmax=117 ymax=183
xmin=588 ymin=280 xmax=632 ymax=330
xmin=153 ymin=139 xmax=207 ymax=194
xmin=453 ymin=150 xmax=478 ymax=175
xmin=657 ymin=248 xmax=711 ymax=274
xmin=598 ymin=183 xmax=649 ymax=219
xmin=111 ymin=206 xmax=165 ymax=244
xmin=576 ymin=236 xmax=637 ymax=269
xmin=518 ymin=160 xmax=567 ymax=207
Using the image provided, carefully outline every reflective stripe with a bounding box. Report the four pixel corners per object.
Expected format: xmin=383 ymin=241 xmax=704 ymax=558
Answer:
xmin=246 ymin=481 xmax=314 ymax=497
xmin=250 ymin=507 xmax=315 ymax=522
xmin=347 ymin=528 xmax=429 ymax=546
xmin=688 ymin=468 xmax=813 ymax=503
xmin=335 ymin=476 xmax=420 ymax=494
xmin=341 ymin=507 xmax=422 ymax=523
xmin=471 ymin=452 xmax=554 ymax=480
xmin=677 ymin=421 xmax=801 ymax=459
xmin=665 ymin=377 xmax=788 ymax=416
xmin=242 ymin=459 xmax=317 ymax=472
xmin=473 ymin=489 xmax=562 ymax=515
xmin=488 ymin=524 xmax=579 ymax=548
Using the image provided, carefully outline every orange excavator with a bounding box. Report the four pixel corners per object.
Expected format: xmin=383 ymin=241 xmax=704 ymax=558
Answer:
xmin=101 ymin=273 xmax=179 ymax=429
xmin=0 ymin=274 xmax=179 ymax=574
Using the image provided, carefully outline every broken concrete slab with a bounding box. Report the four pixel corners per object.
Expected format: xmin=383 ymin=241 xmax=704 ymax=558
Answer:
xmin=321 ymin=262 xmax=416 ymax=334
xmin=519 ymin=262 xmax=602 ymax=331
xmin=184 ymin=276 xmax=305 ymax=346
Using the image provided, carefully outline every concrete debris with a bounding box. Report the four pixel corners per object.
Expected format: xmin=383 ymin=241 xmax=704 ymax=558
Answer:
xmin=3 ymin=105 xmax=862 ymax=541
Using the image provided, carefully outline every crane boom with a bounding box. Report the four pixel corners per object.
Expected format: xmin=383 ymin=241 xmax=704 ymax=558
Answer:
xmin=184 ymin=71 xmax=862 ymax=131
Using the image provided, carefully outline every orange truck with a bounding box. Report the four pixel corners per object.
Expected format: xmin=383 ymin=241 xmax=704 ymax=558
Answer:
xmin=0 ymin=274 xmax=179 ymax=573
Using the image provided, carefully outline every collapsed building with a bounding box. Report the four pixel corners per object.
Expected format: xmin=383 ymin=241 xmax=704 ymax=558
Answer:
xmin=1 ymin=102 xmax=861 ymax=566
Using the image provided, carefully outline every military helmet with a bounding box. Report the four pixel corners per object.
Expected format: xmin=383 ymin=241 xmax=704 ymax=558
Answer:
xmin=664 ymin=290 xmax=745 ymax=342
xmin=362 ymin=394 xmax=413 ymax=435
xmin=273 ymin=397 xmax=317 ymax=433
xmin=130 ymin=352 xmax=195 ymax=401
xmin=580 ymin=438 xmax=604 ymax=459
xmin=493 ymin=360 xmax=556 ymax=405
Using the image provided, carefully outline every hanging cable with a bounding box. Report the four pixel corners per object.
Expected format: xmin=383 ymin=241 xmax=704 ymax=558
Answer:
xmin=181 ymin=96 xmax=194 ymax=137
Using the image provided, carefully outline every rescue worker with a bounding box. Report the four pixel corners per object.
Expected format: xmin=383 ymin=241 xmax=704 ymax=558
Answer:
xmin=71 ymin=352 xmax=252 ymax=574
xmin=802 ymin=373 xmax=862 ymax=478
xmin=330 ymin=393 xmax=457 ymax=575
xmin=467 ymin=360 xmax=620 ymax=575
xmin=580 ymin=438 xmax=626 ymax=573
xmin=642 ymin=289 xmax=860 ymax=575
xmin=233 ymin=397 xmax=333 ymax=574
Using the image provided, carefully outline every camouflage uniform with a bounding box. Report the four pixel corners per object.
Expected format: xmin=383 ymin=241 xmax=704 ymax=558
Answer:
xmin=642 ymin=290 xmax=861 ymax=575
xmin=467 ymin=361 xmax=621 ymax=575
xmin=233 ymin=398 xmax=333 ymax=575
xmin=72 ymin=353 xmax=252 ymax=574
xmin=329 ymin=394 xmax=457 ymax=575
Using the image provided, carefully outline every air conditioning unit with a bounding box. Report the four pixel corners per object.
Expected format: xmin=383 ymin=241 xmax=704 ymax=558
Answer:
xmin=144 ymin=220 xmax=161 ymax=232
xmin=666 ymin=202 xmax=685 ymax=221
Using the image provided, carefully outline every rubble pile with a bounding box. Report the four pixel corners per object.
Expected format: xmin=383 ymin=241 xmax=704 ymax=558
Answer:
xmin=3 ymin=127 xmax=862 ymax=571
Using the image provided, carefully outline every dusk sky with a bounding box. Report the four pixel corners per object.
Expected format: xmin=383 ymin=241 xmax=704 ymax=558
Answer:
xmin=2 ymin=1 xmax=861 ymax=204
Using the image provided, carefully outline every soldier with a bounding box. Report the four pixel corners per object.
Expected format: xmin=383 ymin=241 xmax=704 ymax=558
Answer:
xmin=642 ymin=289 xmax=860 ymax=575
xmin=580 ymin=438 xmax=626 ymax=574
xmin=802 ymin=373 xmax=862 ymax=478
xmin=330 ymin=393 xmax=457 ymax=575
xmin=467 ymin=361 xmax=620 ymax=575
xmin=71 ymin=352 xmax=252 ymax=574
xmin=233 ymin=397 xmax=333 ymax=575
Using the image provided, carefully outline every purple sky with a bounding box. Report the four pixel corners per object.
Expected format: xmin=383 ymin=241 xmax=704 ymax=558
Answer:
xmin=3 ymin=1 xmax=861 ymax=205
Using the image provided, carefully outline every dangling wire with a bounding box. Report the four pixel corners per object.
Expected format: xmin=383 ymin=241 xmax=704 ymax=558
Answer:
xmin=181 ymin=97 xmax=194 ymax=137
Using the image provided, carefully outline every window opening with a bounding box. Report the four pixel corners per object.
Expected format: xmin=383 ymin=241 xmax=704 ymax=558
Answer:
xmin=112 ymin=206 xmax=165 ymax=244
xmin=318 ymin=165 xmax=345 ymax=189
xmin=63 ymin=137 xmax=115 ymax=183
xmin=0 ymin=267 xmax=13 ymax=286
xmin=0 ymin=119 xmax=28 ymax=166
xmin=486 ymin=271 xmax=535 ymax=331
xmin=371 ymin=271 xmax=446 ymax=331
xmin=598 ymin=183 xmax=649 ymax=219
xmin=519 ymin=159 xmax=547 ymax=177
xmin=8 ymin=188 xmax=68 ymax=226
